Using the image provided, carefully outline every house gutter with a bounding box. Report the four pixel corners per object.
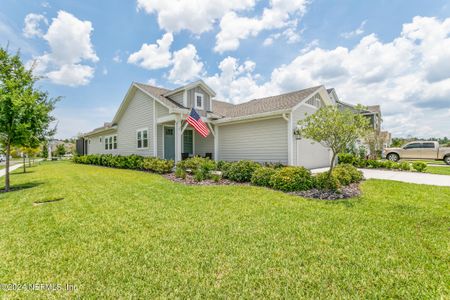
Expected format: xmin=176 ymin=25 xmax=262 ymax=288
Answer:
xmin=211 ymin=109 xmax=292 ymax=125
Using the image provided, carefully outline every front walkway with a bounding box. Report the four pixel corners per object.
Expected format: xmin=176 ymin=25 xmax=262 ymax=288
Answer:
xmin=311 ymin=167 xmax=450 ymax=187
xmin=0 ymin=164 xmax=23 ymax=177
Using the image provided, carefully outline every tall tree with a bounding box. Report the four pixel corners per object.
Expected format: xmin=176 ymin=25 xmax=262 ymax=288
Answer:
xmin=296 ymin=105 xmax=370 ymax=175
xmin=0 ymin=48 xmax=57 ymax=191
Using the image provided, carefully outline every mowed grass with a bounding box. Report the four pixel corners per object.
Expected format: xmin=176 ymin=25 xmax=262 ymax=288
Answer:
xmin=0 ymin=162 xmax=449 ymax=299
xmin=401 ymin=159 xmax=446 ymax=165
xmin=425 ymin=166 xmax=450 ymax=175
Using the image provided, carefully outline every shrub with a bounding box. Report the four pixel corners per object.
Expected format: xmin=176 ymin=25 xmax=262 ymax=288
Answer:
xmin=251 ymin=167 xmax=276 ymax=187
xmin=226 ymin=160 xmax=261 ymax=182
xmin=391 ymin=162 xmax=401 ymax=170
xmin=332 ymin=164 xmax=364 ymax=186
xmin=314 ymin=172 xmax=341 ymax=191
xmin=270 ymin=166 xmax=313 ymax=192
xmin=175 ymin=167 xmax=186 ymax=179
xmin=176 ymin=156 xmax=216 ymax=180
xmin=216 ymin=160 xmax=232 ymax=177
xmin=262 ymin=162 xmax=285 ymax=169
xmin=177 ymin=156 xmax=216 ymax=173
xmin=193 ymin=169 xmax=205 ymax=182
xmin=338 ymin=153 xmax=357 ymax=165
xmin=143 ymin=157 xmax=174 ymax=174
xmin=211 ymin=174 xmax=221 ymax=182
xmin=73 ymin=154 xmax=147 ymax=170
xmin=399 ymin=161 xmax=411 ymax=171
xmin=412 ymin=161 xmax=427 ymax=172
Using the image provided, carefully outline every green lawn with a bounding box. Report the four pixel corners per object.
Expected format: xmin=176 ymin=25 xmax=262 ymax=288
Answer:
xmin=425 ymin=166 xmax=450 ymax=175
xmin=0 ymin=162 xmax=449 ymax=298
xmin=401 ymin=159 xmax=446 ymax=165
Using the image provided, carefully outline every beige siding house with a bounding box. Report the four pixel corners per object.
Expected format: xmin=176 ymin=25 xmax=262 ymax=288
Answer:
xmin=81 ymin=80 xmax=338 ymax=169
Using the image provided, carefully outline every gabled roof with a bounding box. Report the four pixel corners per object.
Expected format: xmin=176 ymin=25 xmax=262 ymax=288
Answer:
xmin=212 ymin=86 xmax=323 ymax=118
xmin=134 ymin=83 xmax=185 ymax=109
xmin=163 ymin=80 xmax=216 ymax=97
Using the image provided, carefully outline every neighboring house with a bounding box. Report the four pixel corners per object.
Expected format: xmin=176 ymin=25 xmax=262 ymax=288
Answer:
xmin=333 ymin=94 xmax=391 ymax=156
xmin=79 ymin=81 xmax=378 ymax=169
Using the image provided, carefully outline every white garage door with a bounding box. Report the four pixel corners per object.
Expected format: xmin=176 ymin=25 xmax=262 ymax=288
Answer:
xmin=296 ymin=138 xmax=331 ymax=169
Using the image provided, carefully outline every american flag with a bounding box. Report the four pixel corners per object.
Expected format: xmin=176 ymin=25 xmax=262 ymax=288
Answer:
xmin=186 ymin=108 xmax=210 ymax=138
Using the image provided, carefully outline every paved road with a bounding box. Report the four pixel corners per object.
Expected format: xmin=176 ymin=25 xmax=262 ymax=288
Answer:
xmin=311 ymin=167 xmax=450 ymax=187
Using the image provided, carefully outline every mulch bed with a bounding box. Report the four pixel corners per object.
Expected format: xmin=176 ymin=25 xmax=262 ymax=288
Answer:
xmin=164 ymin=173 xmax=361 ymax=199
xmin=292 ymin=183 xmax=361 ymax=200
xmin=163 ymin=173 xmax=249 ymax=186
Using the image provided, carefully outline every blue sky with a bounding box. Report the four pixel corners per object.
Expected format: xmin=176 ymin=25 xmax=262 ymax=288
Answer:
xmin=1 ymin=0 xmax=449 ymax=138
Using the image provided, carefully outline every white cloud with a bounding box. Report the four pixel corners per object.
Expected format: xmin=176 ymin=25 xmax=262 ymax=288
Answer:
xmin=46 ymin=64 xmax=95 ymax=87
xmin=29 ymin=10 xmax=98 ymax=86
xmin=23 ymin=13 xmax=48 ymax=38
xmin=168 ymin=44 xmax=204 ymax=84
xmin=203 ymin=16 xmax=450 ymax=137
xmin=136 ymin=0 xmax=255 ymax=34
xmin=341 ymin=20 xmax=367 ymax=39
xmin=127 ymin=32 xmax=173 ymax=69
xmin=214 ymin=0 xmax=308 ymax=52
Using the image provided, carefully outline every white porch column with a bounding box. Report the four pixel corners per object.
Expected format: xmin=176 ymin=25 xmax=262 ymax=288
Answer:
xmin=174 ymin=115 xmax=182 ymax=162
xmin=214 ymin=125 xmax=219 ymax=161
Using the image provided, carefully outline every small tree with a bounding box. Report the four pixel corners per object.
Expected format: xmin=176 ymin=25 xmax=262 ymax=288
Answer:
xmin=296 ymin=106 xmax=370 ymax=175
xmin=0 ymin=48 xmax=57 ymax=191
xmin=56 ymin=144 xmax=66 ymax=157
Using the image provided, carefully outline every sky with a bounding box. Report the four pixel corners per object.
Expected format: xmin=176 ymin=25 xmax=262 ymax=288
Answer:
xmin=1 ymin=0 xmax=449 ymax=139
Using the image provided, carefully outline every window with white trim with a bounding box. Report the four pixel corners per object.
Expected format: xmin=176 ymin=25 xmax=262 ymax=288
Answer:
xmin=137 ymin=129 xmax=149 ymax=149
xmin=104 ymin=135 xmax=117 ymax=150
xmin=195 ymin=92 xmax=204 ymax=110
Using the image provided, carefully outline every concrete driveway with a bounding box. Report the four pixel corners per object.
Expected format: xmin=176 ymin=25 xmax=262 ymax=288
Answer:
xmin=359 ymin=169 xmax=450 ymax=187
xmin=311 ymin=167 xmax=450 ymax=187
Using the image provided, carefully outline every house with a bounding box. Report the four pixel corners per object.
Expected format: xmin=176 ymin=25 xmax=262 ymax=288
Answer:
xmin=333 ymin=94 xmax=391 ymax=156
xmin=79 ymin=81 xmax=366 ymax=169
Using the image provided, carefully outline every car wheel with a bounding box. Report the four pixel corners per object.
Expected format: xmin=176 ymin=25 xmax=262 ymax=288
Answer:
xmin=445 ymin=156 xmax=450 ymax=165
xmin=387 ymin=153 xmax=399 ymax=162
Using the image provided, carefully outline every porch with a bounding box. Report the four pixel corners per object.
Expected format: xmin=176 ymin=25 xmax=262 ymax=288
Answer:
xmin=157 ymin=119 xmax=216 ymax=162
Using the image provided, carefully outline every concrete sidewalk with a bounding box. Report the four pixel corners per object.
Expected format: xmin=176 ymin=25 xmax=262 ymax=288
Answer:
xmin=310 ymin=167 xmax=450 ymax=187
xmin=359 ymin=168 xmax=450 ymax=187
xmin=0 ymin=164 xmax=23 ymax=177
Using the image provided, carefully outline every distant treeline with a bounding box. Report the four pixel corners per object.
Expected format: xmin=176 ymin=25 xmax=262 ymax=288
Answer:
xmin=391 ymin=137 xmax=450 ymax=147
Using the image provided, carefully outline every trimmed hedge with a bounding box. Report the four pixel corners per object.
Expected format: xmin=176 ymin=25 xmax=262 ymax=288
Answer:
xmin=225 ymin=160 xmax=261 ymax=182
xmin=332 ymin=164 xmax=363 ymax=186
xmin=412 ymin=161 xmax=427 ymax=172
xmin=143 ymin=157 xmax=174 ymax=174
xmin=338 ymin=153 xmax=417 ymax=172
xmin=314 ymin=172 xmax=341 ymax=191
xmin=270 ymin=166 xmax=313 ymax=192
xmin=251 ymin=167 xmax=276 ymax=187
xmin=73 ymin=154 xmax=173 ymax=173
xmin=73 ymin=154 xmax=145 ymax=169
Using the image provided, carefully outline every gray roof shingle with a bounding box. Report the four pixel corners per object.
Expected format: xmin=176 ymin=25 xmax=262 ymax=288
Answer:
xmin=135 ymin=82 xmax=322 ymax=118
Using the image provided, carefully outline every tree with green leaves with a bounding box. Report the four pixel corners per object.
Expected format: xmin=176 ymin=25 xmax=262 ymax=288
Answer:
xmin=55 ymin=143 xmax=66 ymax=157
xmin=296 ymin=105 xmax=370 ymax=175
xmin=0 ymin=48 xmax=57 ymax=191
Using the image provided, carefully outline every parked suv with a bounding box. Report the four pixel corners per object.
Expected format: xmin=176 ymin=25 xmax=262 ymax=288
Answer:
xmin=383 ymin=141 xmax=450 ymax=165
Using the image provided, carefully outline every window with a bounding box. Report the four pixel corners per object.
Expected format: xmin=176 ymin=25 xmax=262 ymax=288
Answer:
xmin=422 ymin=142 xmax=435 ymax=149
xmin=137 ymin=129 xmax=149 ymax=149
xmin=104 ymin=135 xmax=117 ymax=150
xmin=183 ymin=130 xmax=193 ymax=154
xmin=306 ymin=94 xmax=323 ymax=108
xmin=404 ymin=143 xmax=421 ymax=149
xmin=195 ymin=92 xmax=204 ymax=109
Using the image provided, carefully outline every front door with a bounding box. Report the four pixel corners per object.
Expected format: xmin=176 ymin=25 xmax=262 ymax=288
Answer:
xmin=164 ymin=127 xmax=175 ymax=160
